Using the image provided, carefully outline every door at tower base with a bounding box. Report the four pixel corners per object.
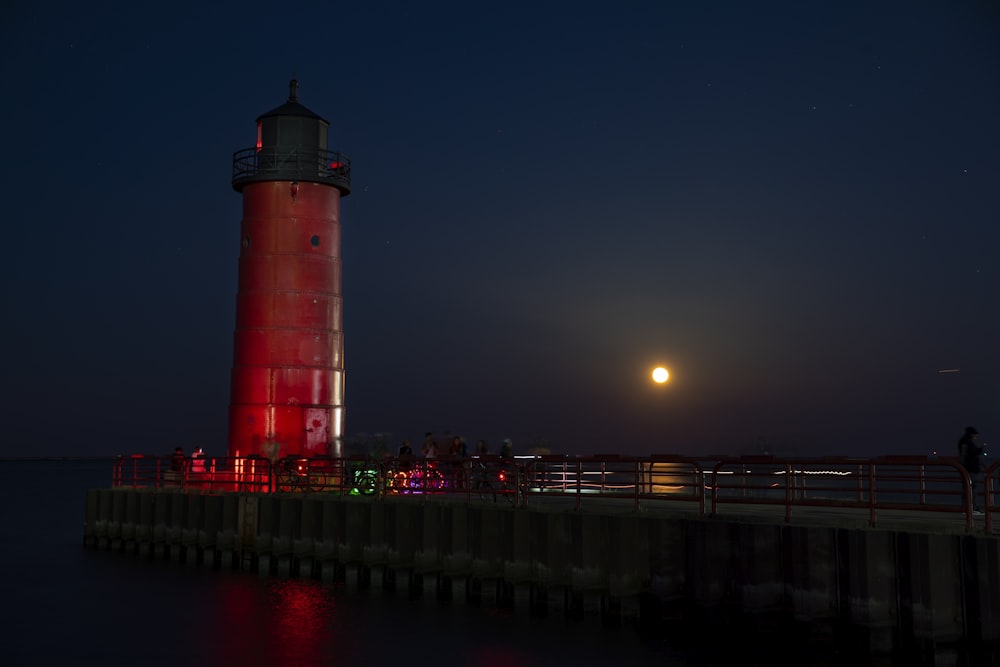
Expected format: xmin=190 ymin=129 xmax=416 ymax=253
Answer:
xmin=229 ymin=404 xmax=343 ymax=460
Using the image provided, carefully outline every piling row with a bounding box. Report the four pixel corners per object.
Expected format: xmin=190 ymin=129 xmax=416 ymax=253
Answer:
xmin=83 ymin=488 xmax=999 ymax=650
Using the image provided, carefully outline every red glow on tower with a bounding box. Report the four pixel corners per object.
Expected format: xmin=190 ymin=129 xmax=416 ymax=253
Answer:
xmin=228 ymin=79 xmax=351 ymax=461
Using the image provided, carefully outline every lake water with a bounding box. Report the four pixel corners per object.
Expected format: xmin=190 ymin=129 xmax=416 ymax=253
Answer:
xmin=1 ymin=460 xmax=692 ymax=667
xmin=2 ymin=460 xmax=990 ymax=666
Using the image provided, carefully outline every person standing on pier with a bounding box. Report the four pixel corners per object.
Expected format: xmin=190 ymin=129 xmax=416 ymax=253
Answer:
xmin=398 ymin=439 xmax=413 ymax=457
xmin=170 ymin=446 xmax=185 ymax=473
xmin=449 ymin=436 xmax=466 ymax=489
xmin=190 ymin=447 xmax=205 ymax=473
xmin=957 ymin=426 xmax=985 ymax=514
xmin=397 ymin=439 xmax=413 ymax=473
xmin=500 ymin=439 xmax=513 ymax=459
xmin=422 ymin=432 xmax=438 ymax=458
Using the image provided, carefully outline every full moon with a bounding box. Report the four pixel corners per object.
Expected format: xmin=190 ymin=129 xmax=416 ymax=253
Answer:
xmin=652 ymin=367 xmax=669 ymax=383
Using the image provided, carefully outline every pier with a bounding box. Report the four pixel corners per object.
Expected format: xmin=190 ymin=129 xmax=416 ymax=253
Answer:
xmin=84 ymin=454 xmax=999 ymax=655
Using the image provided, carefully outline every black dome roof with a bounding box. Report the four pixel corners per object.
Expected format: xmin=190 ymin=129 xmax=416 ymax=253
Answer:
xmin=256 ymin=79 xmax=327 ymax=123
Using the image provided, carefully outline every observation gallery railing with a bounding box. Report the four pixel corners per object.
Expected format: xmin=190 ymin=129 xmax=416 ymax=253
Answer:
xmin=111 ymin=454 xmax=999 ymax=533
xmin=231 ymin=146 xmax=351 ymax=192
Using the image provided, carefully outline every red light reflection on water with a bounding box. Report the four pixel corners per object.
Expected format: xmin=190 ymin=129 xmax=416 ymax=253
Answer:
xmin=270 ymin=579 xmax=330 ymax=660
xmin=215 ymin=576 xmax=346 ymax=667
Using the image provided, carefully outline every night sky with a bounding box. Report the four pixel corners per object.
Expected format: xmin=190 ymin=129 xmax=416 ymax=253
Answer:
xmin=1 ymin=1 xmax=997 ymax=459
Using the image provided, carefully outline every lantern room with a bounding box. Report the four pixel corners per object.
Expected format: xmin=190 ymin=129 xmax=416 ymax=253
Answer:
xmin=232 ymin=78 xmax=351 ymax=194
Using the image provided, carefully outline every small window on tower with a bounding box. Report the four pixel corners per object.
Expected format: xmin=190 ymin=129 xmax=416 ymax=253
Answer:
xmin=243 ymin=236 xmax=250 ymax=248
xmin=310 ymin=235 xmax=320 ymax=247
xmin=256 ymin=122 xmax=262 ymax=152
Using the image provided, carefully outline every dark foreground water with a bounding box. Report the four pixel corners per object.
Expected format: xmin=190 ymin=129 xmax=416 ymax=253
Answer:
xmin=1 ymin=460 xmax=692 ymax=667
xmin=0 ymin=460 xmax=989 ymax=666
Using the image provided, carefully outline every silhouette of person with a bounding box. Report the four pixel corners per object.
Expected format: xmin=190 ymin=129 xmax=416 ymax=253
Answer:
xmin=500 ymin=438 xmax=513 ymax=459
xmin=396 ymin=439 xmax=414 ymax=475
xmin=448 ymin=436 xmax=466 ymax=489
xmin=190 ymin=447 xmax=205 ymax=473
xmin=170 ymin=446 xmax=185 ymax=473
xmin=957 ymin=426 xmax=985 ymax=514
xmin=422 ymin=432 xmax=438 ymax=458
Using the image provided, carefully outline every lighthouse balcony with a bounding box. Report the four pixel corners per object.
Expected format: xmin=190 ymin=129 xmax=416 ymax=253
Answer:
xmin=232 ymin=146 xmax=351 ymax=194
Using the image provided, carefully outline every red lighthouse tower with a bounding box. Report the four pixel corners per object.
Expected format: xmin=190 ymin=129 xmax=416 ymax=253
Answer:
xmin=228 ymin=79 xmax=350 ymax=461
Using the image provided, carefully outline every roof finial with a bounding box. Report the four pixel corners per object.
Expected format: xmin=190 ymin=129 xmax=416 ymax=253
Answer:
xmin=289 ymin=76 xmax=298 ymax=102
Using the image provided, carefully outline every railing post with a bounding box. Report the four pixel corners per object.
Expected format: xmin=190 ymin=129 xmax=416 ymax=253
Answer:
xmin=856 ymin=463 xmax=863 ymax=503
xmin=960 ymin=467 xmax=974 ymax=531
xmin=633 ymin=460 xmax=640 ymax=511
xmin=695 ymin=462 xmax=705 ymax=515
xmin=784 ymin=462 xmax=792 ymax=523
xmin=574 ymin=460 xmax=582 ymax=510
xmin=514 ymin=462 xmax=522 ymax=507
xmin=919 ymin=463 xmax=926 ymax=505
xmin=986 ymin=460 xmax=997 ymax=533
xmin=462 ymin=459 xmax=470 ymax=504
xmin=868 ymin=462 xmax=877 ymax=527
xmin=710 ymin=462 xmax=721 ymax=518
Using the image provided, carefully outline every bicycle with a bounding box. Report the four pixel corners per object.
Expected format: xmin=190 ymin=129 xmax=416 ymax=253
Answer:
xmin=386 ymin=460 xmax=445 ymax=494
xmin=473 ymin=459 xmax=518 ymax=505
xmin=277 ymin=457 xmax=313 ymax=493
xmin=349 ymin=462 xmax=380 ymax=496
xmin=472 ymin=461 xmax=496 ymax=502
xmin=408 ymin=461 xmax=445 ymax=493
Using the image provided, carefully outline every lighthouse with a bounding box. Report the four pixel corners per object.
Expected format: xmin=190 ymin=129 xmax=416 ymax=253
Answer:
xmin=228 ymin=79 xmax=350 ymax=461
